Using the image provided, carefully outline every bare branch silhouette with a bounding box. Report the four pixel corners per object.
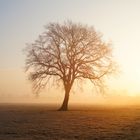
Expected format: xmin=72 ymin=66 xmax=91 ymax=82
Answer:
xmin=25 ymin=21 xmax=116 ymax=111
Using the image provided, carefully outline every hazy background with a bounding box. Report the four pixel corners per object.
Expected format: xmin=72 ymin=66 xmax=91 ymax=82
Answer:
xmin=0 ymin=0 xmax=140 ymax=105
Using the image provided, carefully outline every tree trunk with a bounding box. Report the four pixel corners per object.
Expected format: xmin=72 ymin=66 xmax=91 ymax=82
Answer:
xmin=58 ymin=88 xmax=70 ymax=111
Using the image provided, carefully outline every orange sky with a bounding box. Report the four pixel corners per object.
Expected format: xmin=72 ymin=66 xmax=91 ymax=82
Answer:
xmin=0 ymin=0 xmax=140 ymax=104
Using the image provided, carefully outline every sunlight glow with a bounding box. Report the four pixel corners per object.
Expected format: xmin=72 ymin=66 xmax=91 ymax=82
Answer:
xmin=0 ymin=0 xmax=140 ymax=104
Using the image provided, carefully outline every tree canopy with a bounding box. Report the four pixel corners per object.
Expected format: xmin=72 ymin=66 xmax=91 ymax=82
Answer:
xmin=25 ymin=21 xmax=116 ymax=110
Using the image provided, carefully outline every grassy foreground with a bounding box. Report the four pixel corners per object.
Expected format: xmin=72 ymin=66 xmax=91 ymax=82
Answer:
xmin=0 ymin=104 xmax=140 ymax=140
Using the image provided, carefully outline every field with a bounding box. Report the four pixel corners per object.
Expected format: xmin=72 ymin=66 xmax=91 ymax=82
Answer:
xmin=0 ymin=104 xmax=140 ymax=140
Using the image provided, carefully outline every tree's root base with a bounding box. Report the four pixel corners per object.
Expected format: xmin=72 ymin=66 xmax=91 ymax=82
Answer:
xmin=58 ymin=107 xmax=68 ymax=111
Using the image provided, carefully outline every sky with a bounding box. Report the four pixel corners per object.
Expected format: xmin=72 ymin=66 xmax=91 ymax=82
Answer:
xmin=0 ymin=0 xmax=140 ymax=104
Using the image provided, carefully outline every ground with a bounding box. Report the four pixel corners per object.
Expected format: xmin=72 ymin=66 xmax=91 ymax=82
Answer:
xmin=0 ymin=104 xmax=140 ymax=140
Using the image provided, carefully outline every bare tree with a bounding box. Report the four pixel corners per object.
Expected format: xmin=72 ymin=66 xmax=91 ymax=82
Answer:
xmin=25 ymin=21 xmax=116 ymax=111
